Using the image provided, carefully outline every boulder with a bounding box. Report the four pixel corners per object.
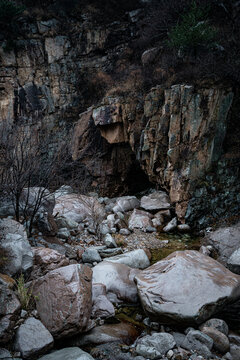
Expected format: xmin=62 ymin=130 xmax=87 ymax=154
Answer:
xmin=201 ymin=326 xmax=230 ymax=354
xmin=92 ymin=295 xmax=115 ymax=319
xmin=54 ymin=185 xmax=74 ymax=198
xmin=182 ymin=330 xmax=213 ymax=359
xmin=91 ymin=283 xmax=115 ymax=318
xmin=177 ymin=224 xmax=191 ymax=232
xmin=0 ymin=284 xmax=21 ymax=343
xmin=104 ymin=234 xmax=117 ymax=248
xmin=53 ymin=194 xmax=105 ymax=224
xmin=204 ymin=222 xmax=240 ymax=265
xmin=92 ymin=261 xmax=139 ymax=303
xmin=99 ymin=248 xmax=123 ymax=258
xmin=135 ymin=250 xmax=240 ymax=325
xmin=82 ymin=248 xmax=102 ymax=264
xmin=38 ymin=347 xmax=94 ymax=360
xmin=14 ymin=317 xmax=54 ymax=359
xmin=140 ymin=191 xmax=170 ymax=211
xmin=32 ymin=264 xmax=92 ymax=339
xmin=128 ymin=209 xmax=153 ymax=231
xmin=230 ymin=344 xmax=240 ymax=360
xmin=55 ymin=216 xmax=78 ymax=230
xmin=113 ymin=196 xmax=140 ymax=213
xmin=20 ymin=187 xmax=55 ymax=215
xmin=57 ymin=228 xmax=70 ymax=240
xmin=119 ymin=228 xmax=131 ymax=235
xmin=68 ymin=323 xmax=139 ymax=347
xmin=163 ymin=217 xmax=177 ymax=232
xmin=227 ymin=248 xmax=240 ymax=274
xmin=30 ymin=247 xmax=69 ymax=279
xmin=199 ymin=318 xmax=229 ymax=336
xmin=135 ymin=333 xmax=176 ymax=359
xmin=106 ymin=249 xmax=150 ymax=269
xmin=35 ymin=213 xmax=58 ymax=236
xmin=0 ymin=219 xmax=33 ymax=276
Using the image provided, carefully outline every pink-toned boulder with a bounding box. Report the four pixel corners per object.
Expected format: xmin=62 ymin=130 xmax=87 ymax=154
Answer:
xmin=32 ymin=264 xmax=92 ymax=339
xmin=31 ymin=247 xmax=69 ymax=279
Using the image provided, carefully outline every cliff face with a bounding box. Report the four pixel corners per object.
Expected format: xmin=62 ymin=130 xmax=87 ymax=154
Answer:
xmin=0 ymin=3 xmax=239 ymax=228
xmin=73 ymin=84 xmax=239 ymax=226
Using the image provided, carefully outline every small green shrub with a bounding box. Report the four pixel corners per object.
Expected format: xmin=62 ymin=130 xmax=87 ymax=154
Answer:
xmin=167 ymin=1 xmax=217 ymax=54
xmin=0 ymin=0 xmax=25 ymax=24
xmin=16 ymin=274 xmax=35 ymax=310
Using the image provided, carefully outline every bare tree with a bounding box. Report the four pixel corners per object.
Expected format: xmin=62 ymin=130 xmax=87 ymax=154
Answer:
xmin=0 ymin=120 xmax=68 ymax=235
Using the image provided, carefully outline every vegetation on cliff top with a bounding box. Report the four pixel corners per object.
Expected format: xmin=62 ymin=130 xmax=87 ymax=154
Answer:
xmin=134 ymin=0 xmax=240 ymax=86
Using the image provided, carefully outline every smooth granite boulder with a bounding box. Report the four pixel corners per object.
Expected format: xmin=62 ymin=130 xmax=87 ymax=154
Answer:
xmin=135 ymin=250 xmax=240 ymax=325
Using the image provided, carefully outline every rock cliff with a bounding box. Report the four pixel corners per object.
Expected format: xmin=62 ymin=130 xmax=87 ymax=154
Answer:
xmin=0 ymin=1 xmax=239 ymax=227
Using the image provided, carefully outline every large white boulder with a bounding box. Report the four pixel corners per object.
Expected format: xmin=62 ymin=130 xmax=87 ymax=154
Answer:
xmin=135 ymin=250 xmax=240 ymax=325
